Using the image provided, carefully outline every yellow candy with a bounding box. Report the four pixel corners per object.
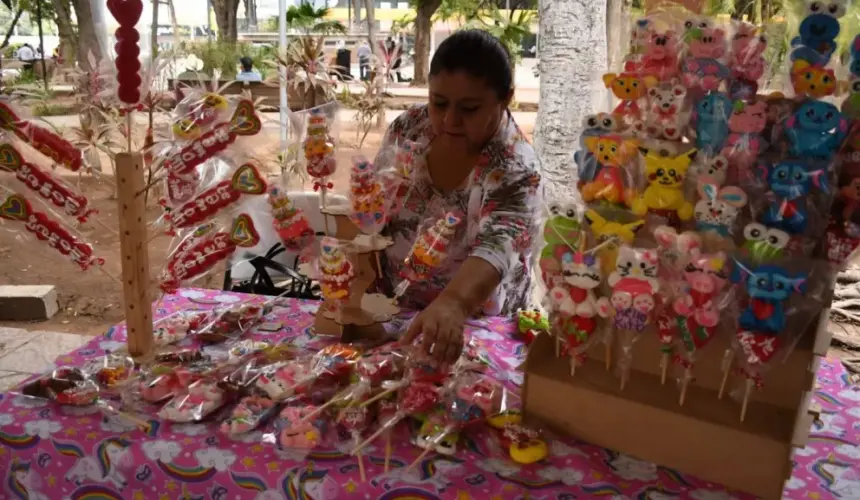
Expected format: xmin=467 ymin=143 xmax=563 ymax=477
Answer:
xmin=509 ymin=439 xmax=548 ymax=465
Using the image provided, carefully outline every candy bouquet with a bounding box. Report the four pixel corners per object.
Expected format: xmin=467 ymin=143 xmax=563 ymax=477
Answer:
xmin=540 ymin=5 xmax=855 ymax=418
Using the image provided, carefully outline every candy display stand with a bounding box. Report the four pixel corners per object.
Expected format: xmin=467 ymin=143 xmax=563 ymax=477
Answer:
xmin=309 ymin=205 xmax=399 ymax=341
xmin=116 ymin=151 xmax=154 ymax=362
xmin=522 ymin=307 xmax=830 ymax=499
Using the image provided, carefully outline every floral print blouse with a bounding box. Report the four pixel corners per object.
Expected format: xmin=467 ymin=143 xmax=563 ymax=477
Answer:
xmin=375 ymin=105 xmax=541 ymax=316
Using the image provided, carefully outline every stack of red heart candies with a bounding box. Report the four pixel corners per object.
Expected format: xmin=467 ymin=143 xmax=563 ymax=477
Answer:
xmin=107 ymin=0 xmax=144 ymax=106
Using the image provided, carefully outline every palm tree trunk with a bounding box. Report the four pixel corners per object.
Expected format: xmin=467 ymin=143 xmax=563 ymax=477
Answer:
xmin=150 ymin=0 xmax=159 ymax=58
xmin=412 ymin=0 xmax=442 ymax=86
xmin=534 ymin=0 xmax=607 ymax=200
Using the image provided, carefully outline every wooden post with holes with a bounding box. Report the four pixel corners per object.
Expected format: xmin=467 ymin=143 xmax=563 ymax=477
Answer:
xmin=115 ymin=152 xmax=154 ymax=361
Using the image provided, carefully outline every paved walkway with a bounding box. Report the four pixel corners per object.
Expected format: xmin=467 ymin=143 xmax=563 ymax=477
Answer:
xmin=0 ymin=327 xmax=90 ymax=391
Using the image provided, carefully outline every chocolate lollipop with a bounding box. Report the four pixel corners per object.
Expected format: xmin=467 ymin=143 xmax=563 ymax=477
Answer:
xmin=21 ymin=367 xmax=99 ymax=406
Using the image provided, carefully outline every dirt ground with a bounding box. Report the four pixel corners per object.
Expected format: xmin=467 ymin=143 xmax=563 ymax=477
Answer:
xmin=0 ymin=114 xmax=535 ymax=337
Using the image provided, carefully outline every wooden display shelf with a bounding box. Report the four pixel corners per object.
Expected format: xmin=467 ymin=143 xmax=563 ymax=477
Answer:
xmin=523 ymin=312 xmax=828 ymax=499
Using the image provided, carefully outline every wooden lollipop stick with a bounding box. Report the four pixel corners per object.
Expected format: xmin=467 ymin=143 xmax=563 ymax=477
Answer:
xmin=357 ymin=450 xmax=366 ymax=482
xmin=569 ymin=356 xmax=575 ymax=376
xmin=620 ymin=370 xmax=628 ymax=391
xmin=605 ymin=340 xmax=611 ymax=371
xmin=301 ymin=389 xmax=349 ymax=422
xmin=351 ymin=420 xmax=394 ymax=455
xmin=384 ymin=432 xmax=392 ymax=473
xmin=359 ymin=386 xmax=398 ymax=408
xmin=407 ymin=442 xmax=436 ymax=472
xmin=718 ymin=353 xmax=733 ymax=400
xmin=555 ymin=333 xmax=560 ymax=357
xmin=740 ymin=379 xmax=753 ymax=422
xmin=679 ymin=368 xmax=691 ymax=406
xmin=660 ymin=353 xmax=669 ymax=385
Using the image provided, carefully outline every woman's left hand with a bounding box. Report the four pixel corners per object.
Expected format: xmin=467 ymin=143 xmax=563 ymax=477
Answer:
xmin=400 ymin=294 xmax=466 ymax=364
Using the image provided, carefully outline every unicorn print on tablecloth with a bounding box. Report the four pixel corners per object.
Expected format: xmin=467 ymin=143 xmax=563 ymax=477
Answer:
xmin=7 ymin=460 xmax=49 ymax=500
xmin=812 ymin=457 xmax=860 ymax=498
xmin=53 ymin=437 xmax=132 ymax=490
xmin=371 ymin=455 xmax=464 ymax=493
xmin=230 ymin=465 xmax=340 ymax=500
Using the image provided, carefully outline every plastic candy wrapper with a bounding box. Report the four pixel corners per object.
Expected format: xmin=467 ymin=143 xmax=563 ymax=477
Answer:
xmin=721 ymin=100 xmax=768 ymax=183
xmin=691 ymin=92 xmax=733 ymax=157
xmin=842 ymin=35 xmax=860 ymax=120
xmin=784 ymin=99 xmax=847 ymax=161
xmin=255 ymin=344 xmax=360 ymax=401
xmin=131 ymin=362 xmax=208 ymax=405
xmin=608 ymin=246 xmax=660 ymax=390
xmin=693 ymin=174 xmax=748 ymax=244
xmin=318 ymin=237 xmax=355 ymax=306
xmin=337 ymin=405 xmax=372 ymax=481
xmin=624 ymin=18 xmax=682 ymax=84
xmin=290 ymin=102 xmax=340 ymax=205
xmin=789 ymin=0 xmax=845 ymax=68
xmin=538 ymin=201 xmax=582 ymax=287
xmin=162 ymin=99 xmax=262 ymax=182
xmin=486 ymin=411 xmax=550 ymax=465
xmin=254 ymin=360 xmax=313 ymax=401
xmin=350 ymin=380 xmax=440 ymax=455
xmin=18 ymin=367 xmax=99 ymax=406
xmin=153 ymin=313 xmax=196 ymax=346
xmin=669 ymin=246 xmax=732 ymax=405
xmin=407 ymin=374 xmax=503 ymax=467
xmin=602 ymin=70 xmax=655 ymax=126
xmin=267 ymin=186 xmax=315 ymax=251
xmin=636 ymin=79 xmax=691 ymax=141
xmin=349 ymin=156 xmax=392 ymax=238
xmin=394 ymin=211 xmax=463 ymax=299
xmin=516 ymin=309 xmax=550 ymax=345
xmin=192 ymin=302 xmax=273 ymax=343
xmin=260 ymin=399 xmax=331 ymax=458
xmin=221 ymin=394 xmax=277 ymax=436
xmin=823 ymin=126 xmax=860 ymax=265
xmin=164 ymin=162 xmax=268 ymax=233
xmin=0 ymin=190 xmax=106 ymax=271
xmin=0 ymin=143 xmax=96 ymax=222
xmin=629 ymin=147 xmax=698 ymax=227
xmin=681 ymin=23 xmax=730 ymax=98
xmin=547 ymin=240 xmax=612 ymax=373
xmin=0 ymin=99 xmax=83 ymax=171
xmin=160 ymin=213 xmax=261 ymax=293
xmin=726 ymin=256 xmax=832 ymax=420
xmin=577 ymin=134 xmax=639 ymax=208
xmin=158 ymin=380 xmax=226 ymax=423
xmin=583 ymin=208 xmax=645 ymax=278
xmin=82 ymin=352 xmax=135 ymax=392
xmin=750 ymin=159 xmax=831 ymax=237
xmin=727 ymin=22 xmax=767 ymax=100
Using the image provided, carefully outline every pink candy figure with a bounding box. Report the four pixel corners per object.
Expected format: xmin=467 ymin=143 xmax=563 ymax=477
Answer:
xmin=721 ymin=100 xmax=767 ymax=181
xmin=255 ymin=362 xmax=310 ymax=400
xmin=672 ymin=251 xmax=728 ymax=329
xmin=627 ymin=30 xmax=680 ymax=82
xmin=221 ymin=395 xmax=276 ymax=435
xmin=279 ymin=405 xmax=325 ymax=449
xmin=158 ymin=381 xmax=224 ymax=423
xmin=729 ymin=24 xmax=767 ymax=84
xmin=683 ymin=28 xmax=730 ymax=93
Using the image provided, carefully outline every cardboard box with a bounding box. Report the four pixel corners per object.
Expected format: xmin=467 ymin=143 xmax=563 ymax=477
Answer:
xmin=522 ymin=313 xmax=825 ymax=499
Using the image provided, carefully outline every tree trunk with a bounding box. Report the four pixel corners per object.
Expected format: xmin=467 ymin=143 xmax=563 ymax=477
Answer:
xmin=243 ymin=0 xmax=257 ymax=30
xmin=353 ymin=0 xmax=362 ymax=25
xmin=51 ymin=0 xmax=76 ymax=67
xmin=70 ymin=0 xmax=102 ymax=72
xmin=151 ymin=0 xmax=159 ymax=59
xmin=365 ymin=0 xmax=378 ymax=55
xmin=167 ymin=0 xmax=180 ymax=48
xmin=534 ymin=0 xmax=606 ymax=200
xmin=412 ymin=0 xmax=441 ymax=86
xmin=212 ymin=0 xmax=240 ymax=43
xmin=605 ymin=0 xmax=628 ymax=71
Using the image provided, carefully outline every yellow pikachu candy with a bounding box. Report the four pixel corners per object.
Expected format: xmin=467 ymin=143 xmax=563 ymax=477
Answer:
xmin=630 ymin=148 xmax=696 ymax=223
xmin=585 ymin=209 xmax=645 ymax=277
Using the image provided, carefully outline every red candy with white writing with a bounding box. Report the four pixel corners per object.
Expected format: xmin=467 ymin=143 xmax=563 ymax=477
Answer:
xmin=161 ymin=214 xmax=261 ymax=292
xmin=166 ymin=163 xmax=268 ymax=232
xmin=0 ymin=143 xmax=95 ymax=222
xmin=0 ymin=193 xmax=104 ymax=270
xmin=0 ymin=102 xmax=83 ymax=171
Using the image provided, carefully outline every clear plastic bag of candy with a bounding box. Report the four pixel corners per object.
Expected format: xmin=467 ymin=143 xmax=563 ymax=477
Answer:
xmin=17 ymin=367 xmax=100 ymax=406
xmin=82 ymin=351 xmax=135 ymax=393
xmin=576 ymin=131 xmax=641 ymax=210
xmin=394 ymin=211 xmax=464 ymax=299
xmin=158 ymin=379 xmax=227 ymax=423
xmin=288 ymin=101 xmax=340 ymax=204
xmin=628 ymin=145 xmax=699 ymax=229
xmin=261 ymin=396 xmax=333 ymax=459
xmin=221 ymin=393 xmax=278 ymax=436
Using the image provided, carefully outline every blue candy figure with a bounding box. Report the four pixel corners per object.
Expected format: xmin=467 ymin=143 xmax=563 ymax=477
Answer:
xmin=784 ymin=99 xmax=848 ymax=159
xmin=730 ymin=261 xmax=807 ymax=334
xmin=790 ymin=1 xmax=846 ymax=66
xmin=575 ymin=113 xmax=620 ymax=183
xmin=692 ymin=93 xmax=732 ymax=155
xmin=851 ymin=34 xmax=860 ymax=77
xmin=757 ymin=160 xmax=829 ymax=234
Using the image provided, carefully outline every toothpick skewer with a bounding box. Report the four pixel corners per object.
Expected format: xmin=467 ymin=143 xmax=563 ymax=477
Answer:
xmin=569 ymin=356 xmax=576 ymax=376
xmin=660 ymin=353 xmax=669 ymax=385
xmin=679 ymin=368 xmax=691 ymax=406
xmin=351 ymin=421 xmax=391 ymax=455
xmin=357 ymin=449 xmax=366 ymax=482
xmin=718 ymin=352 xmax=733 ymax=399
xmin=407 ymin=444 xmax=435 ymax=472
xmin=605 ymin=340 xmax=611 ymax=371
xmin=359 ymin=386 xmax=399 ymax=408
xmin=383 ymin=431 xmax=392 ymax=473
xmin=740 ymin=379 xmax=753 ymax=422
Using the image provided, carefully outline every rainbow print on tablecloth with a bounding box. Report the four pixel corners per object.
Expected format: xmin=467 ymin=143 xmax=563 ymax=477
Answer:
xmin=0 ymin=288 xmax=854 ymax=499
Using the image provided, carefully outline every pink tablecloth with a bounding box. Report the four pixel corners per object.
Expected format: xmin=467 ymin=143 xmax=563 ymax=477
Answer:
xmin=0 ymin=289 xmax=858 ymax=500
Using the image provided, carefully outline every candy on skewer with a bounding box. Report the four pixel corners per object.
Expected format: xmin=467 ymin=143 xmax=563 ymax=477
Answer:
xmin=337 ymin=405 xmax=370 ymax=482
xmin=351 ymin=381 xmax=439 ymax=454
xmin=394 ymin=212 xmax=462 ymax=300
xmin=304 ymin=108 xmax=337 ymax=211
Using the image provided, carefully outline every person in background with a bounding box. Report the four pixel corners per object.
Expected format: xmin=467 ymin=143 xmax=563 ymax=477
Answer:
xmin=16 ymin=43 xmax=35 ymax=71
xmin=377 ymin=30 xmax=541 ymax=363
xmin=237 ymin=56 xmax=262 ymax=82
xmin=357 ymin=40 xmax=372 ymax=81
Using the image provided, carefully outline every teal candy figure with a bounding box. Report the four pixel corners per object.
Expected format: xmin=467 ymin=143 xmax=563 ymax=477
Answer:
xmin=757 ymin=160 xmax=829 ymax=234
xmin=784 ymin=100 xmax=848 ymax=159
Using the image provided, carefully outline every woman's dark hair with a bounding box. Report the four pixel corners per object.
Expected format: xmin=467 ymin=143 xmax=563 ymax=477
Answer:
xmin=429 ymin=29 xmax=513 ymax=101
xmin=240 ymin=56 xmax=253 ymax=72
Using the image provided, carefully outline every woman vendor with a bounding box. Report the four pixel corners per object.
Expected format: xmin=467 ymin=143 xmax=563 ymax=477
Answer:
xmin=378 ymin=30 xmax=542 ymax=364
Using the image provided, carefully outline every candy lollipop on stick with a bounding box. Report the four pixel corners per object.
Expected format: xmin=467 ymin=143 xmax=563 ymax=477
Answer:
xmin=672 ymin=249 xmax=728 ymax=405
xmin=318 ymin=237 xmax=355 ymax=327
xmin=349 ymin=157 xmax=390 ymax=272
xmin=607 ymin=246 xmax=660 ymax=390
xmin=394 ymin=212 xmax=462 ymax=300
xmin=406 ymin=374 xmax=501 ymax=470
xmin=337 ymin=405 xmax=370 ymax=482
xmin=268 ymin=187 xmax=314 ymax=251
xmin=350 ymin=381 xmax=439 ymax=455
xmin=377 ymin=397 xmax=398 ymax=472
xmin=304 ymin=108 xmax=337 ymax=210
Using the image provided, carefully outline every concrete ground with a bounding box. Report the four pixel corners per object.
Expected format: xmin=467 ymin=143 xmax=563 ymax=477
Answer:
xmin=0 ymin=328 xmax=91 ymax=392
